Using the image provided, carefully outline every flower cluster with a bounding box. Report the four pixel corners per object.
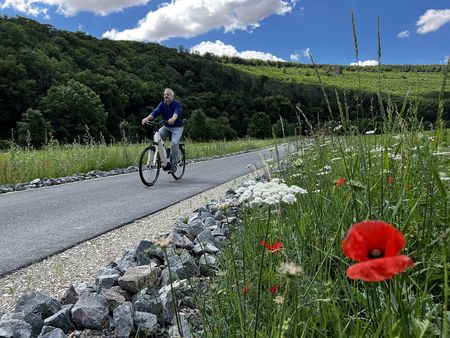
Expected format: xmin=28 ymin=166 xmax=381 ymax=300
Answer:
xmin=237 ymin=178 xmax=307 ymax=206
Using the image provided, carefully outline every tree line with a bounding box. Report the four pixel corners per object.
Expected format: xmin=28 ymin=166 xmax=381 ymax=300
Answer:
xmin=0 ymin=16 xmax=447 ymax=148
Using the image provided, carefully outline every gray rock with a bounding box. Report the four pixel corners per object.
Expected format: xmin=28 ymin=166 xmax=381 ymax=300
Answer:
xmin=15 ymin=292 xmax=62 ymax=320
xmin=214 ymin=236 xmax=228 ymax=248
xmin=199 ymin=254 xmax=218 ymax=276
xmin=167 ymin=314 xmax=192 ymax=338
xmin=0 ymin=318 xmax=32 ymax=338
xmin=159 ymin=280 xmax=187 ymax=324
xmin=37 ymin=327 xmax=66 ymax=338
xmin=116 ymin=250 xmax=139 ymax=272
xmin=135 ymin=240 xmax=154 ymax=254
xmin=37 ymin=326 xmax=58 ymax=337
xmin=95 ymin=267 xmax=120 ymax=292
xmin=60 ymin=286 xmax=78 ymax=305
xmin=71 ymin=293 xmax=109 ymax=329
xmin=193 ymin=242 xmax=220 ymax=255
xmin=43 ymin=305 xmax=74 ymax=333
xmin=113 ymin=302 xmax=134 ymax=338
xmin=169 ymin=251 xmax=199 ymax=279
xmin=203 ymin=217 xmax=218 ymax=228
xmin=118 ymin=264 xmax=161 ymax=294
xmin=193 ymin=229 xmax=215 ymax=245
xmin=131 ymin=290 xmax=162 ymax=317
xmin=101 ymin=288 xmax=126 ymax=312
xmin=74 ymin=283 xmax=96 ymax=295
xmin=174 ymin=236 xmax=195 ymax=250
xmin=173 ymin=220 xmax=203 ymax=239
xmin=159 ymin=269 xmax=180 ymax=287
xmin=133 ymin=312 xmax=158 ymax=335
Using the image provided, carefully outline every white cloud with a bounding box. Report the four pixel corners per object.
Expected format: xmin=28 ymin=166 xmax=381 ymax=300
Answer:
xmin=350 ymin=60 xmax=379 ymax=66
xmin=1 ymin=0 xmax=151 ymax=16
xmin=1 ymin=0 xmax=48 ymax=16
xmin=103 ymin=0 xmax=295 ymax=42
xmin=190 ymin=40 xmax=284 ymax=61
xmin=290 ymin=53 xmax=300 ymax=61
xmin=416 ymin=9 xmax=450 ymax=34
xmin=397 ymin=30 xmax=410 ymax=38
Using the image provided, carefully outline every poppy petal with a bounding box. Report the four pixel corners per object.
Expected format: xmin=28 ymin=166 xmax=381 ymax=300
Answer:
xmin=346 ymin=256 xmax=414 ymax=282
xmin=342 ymin=220 xmax=406 ymax=261
xmin=271 ymin=242 xmax=283 ymax=252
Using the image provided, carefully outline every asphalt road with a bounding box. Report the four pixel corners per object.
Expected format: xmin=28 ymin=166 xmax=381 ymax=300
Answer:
xmin=0 ymin=145 xmax=290 ymax=276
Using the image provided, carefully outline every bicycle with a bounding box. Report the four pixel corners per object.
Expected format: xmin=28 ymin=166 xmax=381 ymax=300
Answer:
xmin=139 ymin=120 xmax=186 ymax=186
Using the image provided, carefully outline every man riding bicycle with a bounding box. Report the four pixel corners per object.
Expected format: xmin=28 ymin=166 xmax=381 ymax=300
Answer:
xmin=141 ymin=88 xmax=183 ymax=174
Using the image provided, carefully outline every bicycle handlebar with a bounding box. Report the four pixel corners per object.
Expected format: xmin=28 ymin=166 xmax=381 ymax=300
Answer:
xmin=145 ymin=120 xmax=165 ymax=127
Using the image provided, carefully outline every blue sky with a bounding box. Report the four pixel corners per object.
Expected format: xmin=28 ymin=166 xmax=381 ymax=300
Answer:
xmin=1 ymin=0 xmax=449 ymax=65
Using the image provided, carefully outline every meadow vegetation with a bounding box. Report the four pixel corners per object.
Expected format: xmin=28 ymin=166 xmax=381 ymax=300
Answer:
xmin=198 ymin=116 xmax=449 ymax=338
xmin=0 ymin=137 xmax=287 ymax=185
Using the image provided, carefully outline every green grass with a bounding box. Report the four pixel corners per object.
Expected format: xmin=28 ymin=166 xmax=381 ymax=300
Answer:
xmin=0 ymin=137 xmax=288 ymax=185
xmin=199 ymin=127 xmax=449 ymax=337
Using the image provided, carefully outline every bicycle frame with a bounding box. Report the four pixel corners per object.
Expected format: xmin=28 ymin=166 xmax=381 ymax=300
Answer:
xmin=152 ymin=130 xmax=169 ymax=168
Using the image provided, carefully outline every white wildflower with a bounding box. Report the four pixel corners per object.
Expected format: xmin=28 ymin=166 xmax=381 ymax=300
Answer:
xmin=333 ymin=124 xmax=343 ymax=131
xmin=365 ymin=129 xmax=376 ymax=135
xmin=280 ymin=262 xmax=304 ymax=276
xmin=238 ymin=179 xmax=307 ymax=206
xmin=434 ymin=151 xmax=450 ymax=156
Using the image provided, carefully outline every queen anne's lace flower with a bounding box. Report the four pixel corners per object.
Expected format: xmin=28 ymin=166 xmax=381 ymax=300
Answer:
xmin=239 ymin=180 xmax=307 ymax=206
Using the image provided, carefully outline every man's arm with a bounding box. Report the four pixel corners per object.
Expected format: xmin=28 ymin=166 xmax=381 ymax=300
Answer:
xmin=141 ymin=102 xmax=161 ymax=125
xmin=168 ymin=113 xmax=179 ymax=125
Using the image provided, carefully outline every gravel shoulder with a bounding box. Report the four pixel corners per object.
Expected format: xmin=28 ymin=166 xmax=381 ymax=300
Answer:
xmin=0 ymin=172 xmax=257 ymax=313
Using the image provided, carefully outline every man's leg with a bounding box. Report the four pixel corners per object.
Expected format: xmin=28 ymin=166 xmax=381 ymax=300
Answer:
xmin=158 ymin=126 xmax=171 ymax=170
xmin=169 ymin=127 xmax=183 ymax=171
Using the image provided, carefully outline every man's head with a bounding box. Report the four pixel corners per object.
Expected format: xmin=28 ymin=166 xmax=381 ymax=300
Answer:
xmin=164 ymin=88 xmax=174 ymax=104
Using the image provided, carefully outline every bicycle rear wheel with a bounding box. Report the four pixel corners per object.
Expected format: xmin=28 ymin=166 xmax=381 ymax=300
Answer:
xmin=139 ymin=145 xmax=160 ymax=186
xmin=171 ymin=145 xmax=186 ymax=180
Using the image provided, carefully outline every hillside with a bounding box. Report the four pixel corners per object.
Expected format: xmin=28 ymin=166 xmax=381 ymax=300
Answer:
xmin=0 ymin=16 xmax=448 ymax=148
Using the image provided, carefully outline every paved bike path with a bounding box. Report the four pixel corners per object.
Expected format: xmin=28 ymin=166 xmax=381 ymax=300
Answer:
xmin=0 ymin=145 xmax=291 ymax=276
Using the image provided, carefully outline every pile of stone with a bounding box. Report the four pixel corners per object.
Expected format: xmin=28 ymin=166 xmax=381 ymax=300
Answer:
xmin=0 ymin=167 xmax=140 ymax=193
xmin=0 ymin=189 xmax=244 ymax=337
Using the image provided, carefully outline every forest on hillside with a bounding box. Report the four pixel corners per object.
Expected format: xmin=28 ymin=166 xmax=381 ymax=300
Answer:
xmin=0 ymin=16 xmax=448 ymax=148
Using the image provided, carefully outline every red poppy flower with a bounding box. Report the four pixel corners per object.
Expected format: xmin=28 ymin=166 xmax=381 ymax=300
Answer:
xmin=243 ymin=287 xmax=250 ymax=295
xmin=388 ymin=176 xmax=394 ymax=184
xmin=261 ymin=240 xmax=283 ymax=252
xmin=342 ymin=220 xmax=414 ymax=282
xmin=336 ymin=177 xmax=345 ymax=187
xmin=270 ymin=284 xmax=280 ymax=294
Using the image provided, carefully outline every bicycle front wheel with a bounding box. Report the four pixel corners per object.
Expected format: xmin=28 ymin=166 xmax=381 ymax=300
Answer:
xmin=171 ymin=145 xmax=186 ymax=180
xmin=139 ymin=145 xmax=160 ymax=186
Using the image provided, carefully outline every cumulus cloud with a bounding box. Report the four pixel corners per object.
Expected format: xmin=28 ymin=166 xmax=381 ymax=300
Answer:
xmin=1 ymin=0 xmax=49 ymax=16
xmin=416 ymin=9 xmax=450 ymax=34
xmin=350 ymin=60 xmax=379 ymax=66
xmin=397 ymin=30 xmax=410 ymax=38
xmin=1 ymin=0 xmax=151 ymax=16
xmin=103 ymin=0 xmax=295 ymax=42
xmin=290 ymin=53 xmax=300 ymax=61
xmin=191 ymin=40 xmax=284 ymax=61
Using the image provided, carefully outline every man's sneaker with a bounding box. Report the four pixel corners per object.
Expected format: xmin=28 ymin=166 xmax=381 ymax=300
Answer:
xmin=168 ymin=165 xmax=177 ymax=174
xmin=162 ymin=162 xmax=172 ymax=171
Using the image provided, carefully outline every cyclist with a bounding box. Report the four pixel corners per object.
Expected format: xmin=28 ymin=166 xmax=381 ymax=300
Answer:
xmin=141 ymin=88 xmax=183 ymax=173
